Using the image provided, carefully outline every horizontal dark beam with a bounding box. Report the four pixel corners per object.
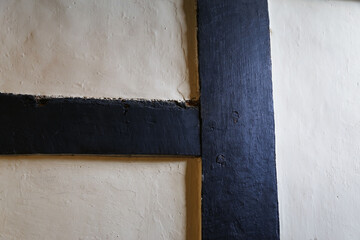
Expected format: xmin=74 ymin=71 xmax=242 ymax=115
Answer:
xmin=0 ymin=93 xmax=200 ymax=156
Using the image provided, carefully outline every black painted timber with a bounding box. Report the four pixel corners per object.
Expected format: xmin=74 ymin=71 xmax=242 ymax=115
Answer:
xmin=0 ymin=93 xmax=200 ymax=156
xmin=198 ymin=0 xmax=279 ymax=239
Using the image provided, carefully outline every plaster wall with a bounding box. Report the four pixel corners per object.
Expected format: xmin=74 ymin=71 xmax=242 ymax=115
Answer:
xmin=0 ymin=0 xmax=200 ymax=239
xmin=269 ymin=1 xmax=360 ymax=239
xmin=0 ymin=0 xmax=198 ymax=101
xmin=0 ymin=156 xmax=201 ymax=240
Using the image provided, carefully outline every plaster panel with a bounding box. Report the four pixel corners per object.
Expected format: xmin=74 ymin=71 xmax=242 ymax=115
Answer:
xmin=269 ymin=1 xmax=360 ymax=239
xmin=0 ymin=0 xmax=198 ymax=101
xmin=0 ymin=1 xmax=201 ymax=239
xmin=0 ymin=156 xmax=201 ymax=240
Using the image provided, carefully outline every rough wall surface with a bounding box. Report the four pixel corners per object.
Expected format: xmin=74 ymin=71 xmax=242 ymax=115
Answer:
xmin=0 ymin=0 xmax=200 ymax=239
xmin=269 ymin=1 xmax=360 ymax=239
xmin=0 ymin=156 xmax=200 ymax=240
xmin=0 ymin=0 xmax=198 ymax=100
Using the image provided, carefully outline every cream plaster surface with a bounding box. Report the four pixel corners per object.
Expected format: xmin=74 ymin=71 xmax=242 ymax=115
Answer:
xmin=269 ymin=1 xmax=360 ymax=239
xmin=0 ymin=0 xmax=198 ymax=101
xmin=0 ymin=1 xmax=201 ymax=239
xmin=0 ymin=156 xmax=201 ymax=240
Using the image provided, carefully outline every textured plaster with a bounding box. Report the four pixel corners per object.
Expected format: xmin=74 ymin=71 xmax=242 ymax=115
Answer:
xmin=269 ymin=0 xmax=360 ymax=239
xmin=0 ymin=0 xmax=201 ymax=239
xmin=0 ymin=0 xmax=198 ymax=101
xmin=0 ymin=156 xmax=201 ymax=240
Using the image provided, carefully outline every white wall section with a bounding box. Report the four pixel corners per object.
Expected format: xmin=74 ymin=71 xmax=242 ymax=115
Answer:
xmin=0 ymin=1 xmax=200 ymax=239
xmin=269 ymin=1 xmax=360 ymax=239
xmin=0 ymin=156 xmax=201 ymax=240
xmin=0 ymin=0 xmax=198 ymax=101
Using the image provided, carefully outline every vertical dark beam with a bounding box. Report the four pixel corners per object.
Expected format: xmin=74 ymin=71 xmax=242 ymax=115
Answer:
xmin=198 ymin=1 xmax=279 ymax=239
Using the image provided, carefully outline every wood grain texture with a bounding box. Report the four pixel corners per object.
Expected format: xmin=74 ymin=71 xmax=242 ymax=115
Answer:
xmin=0 ymin=93 xmax=200 ymax=156
xmin=198 ymin=0 xmax=279 ymax=239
